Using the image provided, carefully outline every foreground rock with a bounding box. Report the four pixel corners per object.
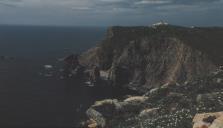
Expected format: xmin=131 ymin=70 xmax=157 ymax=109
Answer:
xmin=193 ymin=112 xmax=223 ymax=128
xmin=80 ymin=67 xmax=223 ymax=128
xmin=86 ymin=96 xmax=149 ymax=127
xmin=80 ymin=119 xmax=98 ymax=128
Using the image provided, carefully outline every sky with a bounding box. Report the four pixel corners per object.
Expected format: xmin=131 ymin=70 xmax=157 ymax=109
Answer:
xmin=0 ymin=0 xmax=223 ymax=26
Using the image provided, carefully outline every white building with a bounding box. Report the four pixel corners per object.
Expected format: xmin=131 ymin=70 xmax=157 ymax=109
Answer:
xmin=152 ymin=21 xmax=169 ymax=28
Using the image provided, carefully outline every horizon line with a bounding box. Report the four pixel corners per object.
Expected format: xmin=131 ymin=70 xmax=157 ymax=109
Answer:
xmin=0 ymin=23 xmax=223 ymax=28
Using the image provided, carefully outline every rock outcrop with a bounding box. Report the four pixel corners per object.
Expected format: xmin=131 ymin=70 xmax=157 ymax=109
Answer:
xmin=85 ymin=96 xmax=149 ymax=127
xmin=81 ymin=67 xmax=223 ymax=128
xmin=62 ymin=54 xmax=86 ymax=79
xmin=79 ymin=25 xmax=222 ymax=92
xmin=62 ymin=54 xmax=109 ymax=85
xmin=89 ymin=66 xmax=101 ymax=84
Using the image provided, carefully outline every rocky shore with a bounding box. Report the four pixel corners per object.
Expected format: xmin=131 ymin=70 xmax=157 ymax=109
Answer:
xmin=63 ymin=25 xmax=223 ymax=128
xmin=80 ymin=67 xmax=223 ymax=128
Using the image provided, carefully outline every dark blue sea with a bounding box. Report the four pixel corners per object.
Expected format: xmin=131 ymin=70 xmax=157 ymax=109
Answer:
xmin=0 ymin=25 xmax=132 ymax=128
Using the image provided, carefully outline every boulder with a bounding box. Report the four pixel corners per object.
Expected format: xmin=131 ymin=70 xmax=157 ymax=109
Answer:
xmin=144 ymin=86 xmax=170 ymax=101
xmin=86 ymin=96 xmax=148 ymax=128
xmin=86 ymin=108 xmax=106 ymax=128
xmin=80 ymin=119 xmax=98 ymax=128
xmin=124 ymin=96 xmax=148 ymax=103
xmin=86 ymin=99 xmax=119 ymax=128
xmin=139 ymin=108 xmax=159 ymax=118
xmin=193 ymin=112 xmax=223 ymax=128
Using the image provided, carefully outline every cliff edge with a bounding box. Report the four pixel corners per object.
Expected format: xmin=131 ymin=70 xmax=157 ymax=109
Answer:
xmin=80 ymin=25 xmax=222 ymax=92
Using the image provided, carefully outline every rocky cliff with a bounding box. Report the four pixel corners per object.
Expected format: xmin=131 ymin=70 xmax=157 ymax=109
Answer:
xmin=76 ymin=25 xmax=223 ymax=128
xmin=80 ymin=25 xmax=223 ymax=92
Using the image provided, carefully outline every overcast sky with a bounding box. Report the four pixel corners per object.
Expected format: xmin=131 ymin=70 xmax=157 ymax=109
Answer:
xmin=0 ymin=0 xmax=223 ymax=26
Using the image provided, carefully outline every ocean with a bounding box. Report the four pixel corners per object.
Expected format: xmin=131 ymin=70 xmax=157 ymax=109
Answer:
xmin=0 ymin=25 xmax=133 ymax=128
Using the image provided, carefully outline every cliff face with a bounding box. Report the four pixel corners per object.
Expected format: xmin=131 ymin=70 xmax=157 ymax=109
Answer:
xmin=80 ymin=25 xmax=222 ymax=92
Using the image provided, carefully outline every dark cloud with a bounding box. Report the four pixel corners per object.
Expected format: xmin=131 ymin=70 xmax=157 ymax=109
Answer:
xmin=87 ymin=0 xmax=223 ymax=13
xmin=0 ymin=0 xmax=223 ymax=26
xmin=172 ymin=0 xmax=221 ymax=4
xmin=0 ymin=0 xmax=22 ymax=7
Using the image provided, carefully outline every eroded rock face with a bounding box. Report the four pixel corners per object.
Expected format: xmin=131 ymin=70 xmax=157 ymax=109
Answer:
xmin=193 ymin=112 xmax=223 ymax=128
xmin=79 ymin=26 xmax=219 ymax=92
